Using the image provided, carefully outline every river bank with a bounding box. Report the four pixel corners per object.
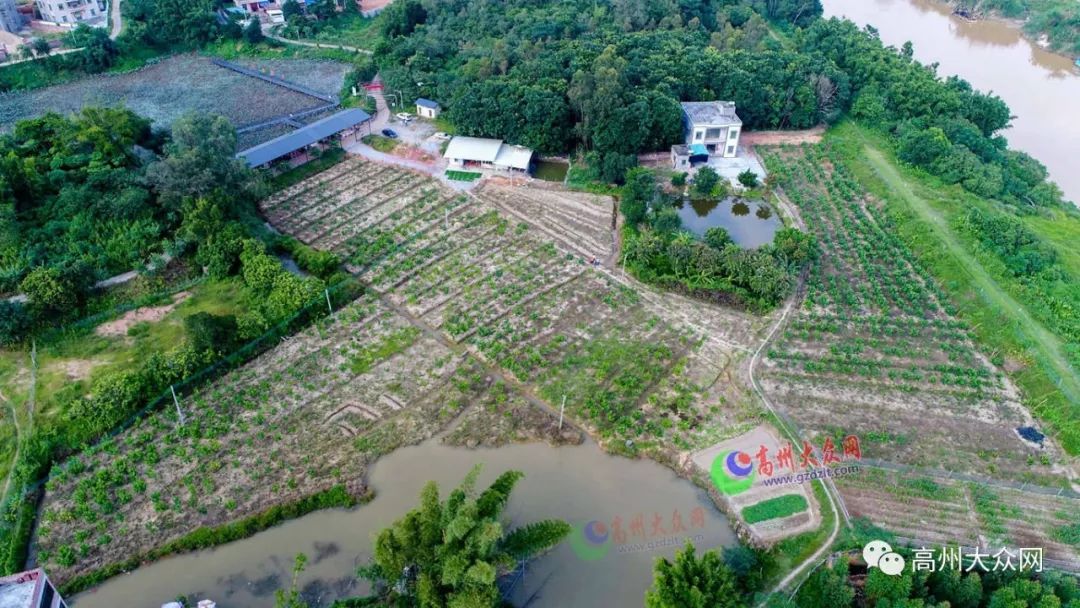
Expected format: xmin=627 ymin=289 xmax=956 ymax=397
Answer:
xmin=822 ymin=0 xmax=1080 ymax=205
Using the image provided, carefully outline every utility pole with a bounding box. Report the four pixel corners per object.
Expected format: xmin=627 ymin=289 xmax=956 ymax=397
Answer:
xmin=171 ymin=385 xmax=186 ymax=426
xmin=325 ymin=288 xmax=333 ymax=314
xmin=558 ymin=395 xmax=566 ymax=430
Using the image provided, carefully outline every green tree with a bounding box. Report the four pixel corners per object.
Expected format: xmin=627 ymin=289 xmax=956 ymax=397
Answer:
xmin=865 ymin=567 xmax=914 ymax=605
xmin=31 ymin=38 xmax=51 ymax=57
xmin=20 ymin=266 xmax=77 ymax=318
xmin=0 ymin=302 xmax=32 ymax=346
xmin=693 ymin=167 xmax=720 ymax=197
xmin=737 ymin=169 xmax=760 ymax=188
xmin=282 ymin=0 xmax=303 ymax=19
xmin=704 ymin=227 xmax=733 ymax=250
xmin=771 ymin=227 xmax=817 ymax=267
xmin=621 ymin=167 xmax=656 ymax=226
xmin=275 ymin=553 xmax=309 ymax=608
xmin=360 ymin=466 xmax=569 ymax=607
xmin=243 ymin=19 xmax=265 ymax=43
xmin=184 ymin=312 xmax=239 ymax=355
xmin=67 ymin=25 xmax=119 ymax=72
xmin=645 ymin=543 xmax=743 ymax=608
xmin=796 ymin=560 xmax=854 ymax=608
xmin=147 ymin=113 xmax=258 ymax=207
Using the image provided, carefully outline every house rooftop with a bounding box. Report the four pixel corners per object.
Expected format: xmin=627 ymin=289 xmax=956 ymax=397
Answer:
xmin=0 ymin=569 xmax=45 ymax=608
xmin=415 ymin=98 xmax=440 ymax=109
xmin=493 ymin=144 xmax=533 ymax=170
xmin=237 ymin=108 xmax=371 ymax=167
xmin=681 ymin=101 xmax=742 ymax=126
xmin=444 ymin=136 xmax=503 ymax=163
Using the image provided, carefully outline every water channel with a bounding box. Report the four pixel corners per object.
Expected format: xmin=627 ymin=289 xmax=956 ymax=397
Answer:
xmin=73 ymin=441 xmax=737 ymax=608
xmin=822 ymin=0 xmax=1080 ymax=204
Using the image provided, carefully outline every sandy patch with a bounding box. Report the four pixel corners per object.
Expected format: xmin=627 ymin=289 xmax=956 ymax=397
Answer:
xmin=94 ymin=291 xmax=192 ymax=338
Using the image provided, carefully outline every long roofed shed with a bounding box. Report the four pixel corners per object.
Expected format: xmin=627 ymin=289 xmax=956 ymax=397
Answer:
xmin=237 ymin=108 xmax=371 ymax=168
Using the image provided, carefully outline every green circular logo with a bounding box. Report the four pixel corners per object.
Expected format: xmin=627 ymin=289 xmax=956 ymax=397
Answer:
xmin=569 ymin=520 xmax=612 ymax=561
xmin=711 ymin=450 xmax=756 ymax=496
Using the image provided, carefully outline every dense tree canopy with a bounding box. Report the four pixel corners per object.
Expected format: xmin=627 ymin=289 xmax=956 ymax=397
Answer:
xmin=374 ymin=0 xmax=837 ymax=169
xmin=358 ymin=466 xmax=569 ymax=607
xmin=0 ymin=109 xmax=262 ymax=340
xmin=646 ymin=543 xmax=743 ymax=608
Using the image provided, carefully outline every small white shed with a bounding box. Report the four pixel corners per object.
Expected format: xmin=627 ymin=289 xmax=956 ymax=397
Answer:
xmin=415 ymin=98 xmax=441 ymax=119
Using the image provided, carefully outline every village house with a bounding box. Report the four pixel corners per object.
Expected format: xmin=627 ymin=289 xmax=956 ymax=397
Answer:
xmin=34 ymin=0 xmax=104 ymax=25
xmin=415 ymin=98 xmax=441 ymax=119
xmin=681 ymin=100 xmax=742 ymax=158
xmin=0 ymin=568 xmax=66 ymax=608
xmin=443 ymin=136 xmax=534 ymax=174
xmin=0 ymin=0 xmax=22 ymax=33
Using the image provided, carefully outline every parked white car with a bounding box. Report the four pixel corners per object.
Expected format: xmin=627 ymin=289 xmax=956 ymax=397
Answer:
xmin=433 ymin=132 xmax=451 ymax=141
xmin=395 ymin=113 xmax=413 ymax=122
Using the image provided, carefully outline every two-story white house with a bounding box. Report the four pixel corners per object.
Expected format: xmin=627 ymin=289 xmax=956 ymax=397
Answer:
xmin=681 ymin=101 xmax=742 ymax=159
xmin=35 ymin=0 xmax=105 ymax=25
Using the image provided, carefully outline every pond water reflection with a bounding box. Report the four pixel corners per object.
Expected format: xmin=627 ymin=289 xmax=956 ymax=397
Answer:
xmin=674 ymin=197 xmax=780 ymax=248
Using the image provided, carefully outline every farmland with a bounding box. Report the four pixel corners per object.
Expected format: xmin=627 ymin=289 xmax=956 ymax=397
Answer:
xmin=757 ymin=143 xmax=1079 ymax=565
xmin=835 ymin=468 xmax=1080 ymax=568
xmin=0 ymin=54 xmax=348 ymax=132
xmin=35 ymin=158 xmax=769 ymax=584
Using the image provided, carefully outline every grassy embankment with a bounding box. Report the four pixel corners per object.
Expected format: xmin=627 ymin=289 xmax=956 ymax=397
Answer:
xmin=828 ymin=122 xmax=1080 ymax=455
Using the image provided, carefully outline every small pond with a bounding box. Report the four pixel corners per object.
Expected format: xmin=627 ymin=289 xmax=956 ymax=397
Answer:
xmin=534 ymin=159 xmax=569 ymax=182
xmin=673 ymin=197 xmax=781 ymax=248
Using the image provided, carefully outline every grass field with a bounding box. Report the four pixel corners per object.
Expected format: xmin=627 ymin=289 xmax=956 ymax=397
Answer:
xmin=445 ymin=170 xmax=481 ymax=181
xmin=741 ymin=494 xmax=809 ymax=524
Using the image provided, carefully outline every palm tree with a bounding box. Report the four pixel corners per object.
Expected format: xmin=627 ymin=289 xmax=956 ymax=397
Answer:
xmin=361 ymin=466 xmax=570 ymax=607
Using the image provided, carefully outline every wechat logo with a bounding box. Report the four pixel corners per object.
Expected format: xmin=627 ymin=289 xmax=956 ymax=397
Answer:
xmin=864 ymin=540 xmax=905 ymax=576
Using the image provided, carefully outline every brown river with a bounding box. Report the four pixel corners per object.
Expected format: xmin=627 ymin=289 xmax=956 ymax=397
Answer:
xmin=73 ymin=442 xmax=736 ymax=608
xmin=822 ymin=0 xmax=1080 ymax=204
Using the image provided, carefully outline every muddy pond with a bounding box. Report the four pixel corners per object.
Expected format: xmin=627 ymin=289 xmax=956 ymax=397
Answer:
xmin=73 ymin=441 xmax=737 ymax=608
xmin=674 ymin=198 xmax=781 ymax=248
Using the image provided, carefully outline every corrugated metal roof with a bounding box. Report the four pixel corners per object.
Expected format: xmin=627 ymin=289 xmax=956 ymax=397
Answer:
xmin=415 ymin=98 xmax=440 ymax=109
xmin=681 ymin=101 xmax=742 ymax=127
xmin=237 ymin=108 xmax=371 ymax=167
xmin=493 ymin=144 xmax=533 ymax=170
xmin=444 ymin=136 xmax=503 ymax=163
